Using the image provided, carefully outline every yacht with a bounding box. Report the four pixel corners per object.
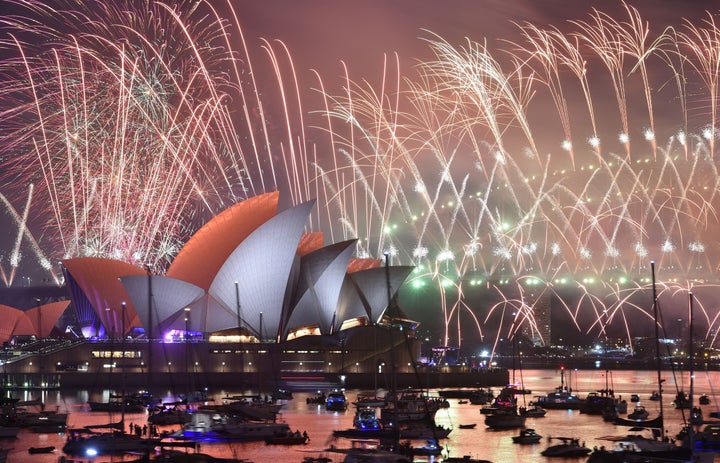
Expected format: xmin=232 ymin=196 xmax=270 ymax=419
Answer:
xmin=62 ymin=430 xmax=159 ymax=456
xmin=540 ymin=437 xmax=590 ymax=457
xmin=483 ymin=386 xmax=526 ymax=429
xmin=512 ymin=428 xmax=542 ymax=444
xmin=586 ymin=435 xmax=693 ymax=463
xmin=326 ymin=392 xmax=349 ymax=411
xmin=170 ymin=410 xmax=290 ymax=442
xmin=530 ymin=368 xmax=584 ymax=410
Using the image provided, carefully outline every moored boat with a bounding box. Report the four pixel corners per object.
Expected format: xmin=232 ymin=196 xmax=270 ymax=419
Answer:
xmin=169 ymin=410 xmax=291 ymax=442
xmin=62 ymin=429 xmax=159 ymax=456
xmin=530 ymin=367 xmax=584 ymax=410
xmin=520 ymin=404 xmax=546 ymax=417
xmin=482 ymin=385 xmax=526 ymax=429
xmin=627 ymin=405 xmax=649 ymax=420
xmin=442 ymin=456 xmax=493 ymax=463
xmin=512 ymin=428 xmax=542 ymax=444
xmin=353 ymin=392 xmax=387 ymax=408
xmin=586 ymin=434 xmax=693 ymax=463
xmin=265 ymin=430 xmax=309 ymax=445
xmin=483 ymin=408 xmax=526 ymax=429
xmin=540 ymin=437 xmax=590 ymax=457
xmin=326 ymin=391 xmax=349 ymax=411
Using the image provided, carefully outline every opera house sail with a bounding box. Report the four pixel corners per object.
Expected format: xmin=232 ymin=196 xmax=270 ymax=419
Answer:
xmin=0 ymin=193 xmax=508 ymax=391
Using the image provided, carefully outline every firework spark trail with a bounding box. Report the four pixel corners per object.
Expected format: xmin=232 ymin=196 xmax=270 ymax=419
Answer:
xmin=1 ymin=0 xmax=311 ymax=273
xmin=0 ymin=190 xmax=55 ymax=285
xmin=513 ymin=23 xmax=577 ymax=167
xmin=7 ymin=2 xmax=720 ymax=351
xmin=612 ymin=2 xmax=674 ymax=161
xmin=676 ymin=12 xmax=720 ymax=158
xmin=549 ymin=30 xmax=602 ymax=159
xmin=309 ymin=6 xmax=720 ymax=349
xmin=572 ymin=8 xmax=632 ymax=158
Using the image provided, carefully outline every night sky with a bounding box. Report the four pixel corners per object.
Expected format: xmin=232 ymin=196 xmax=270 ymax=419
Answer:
xmin=2 ymin=0 xmax=720 ymax=349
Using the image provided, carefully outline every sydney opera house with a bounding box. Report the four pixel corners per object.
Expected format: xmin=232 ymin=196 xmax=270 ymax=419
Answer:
xmin=0 ymin=192 xmax=507 ymax=390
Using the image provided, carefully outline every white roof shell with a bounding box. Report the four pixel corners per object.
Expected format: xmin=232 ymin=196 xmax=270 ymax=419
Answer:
xmin=208 ymin=200 xmax=315 ymax=341
xmin=285 ymin=239 xmax=357 ymax=336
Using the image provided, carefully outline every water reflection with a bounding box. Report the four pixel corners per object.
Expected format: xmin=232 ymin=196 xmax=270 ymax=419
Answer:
xmin=4 ymin=369 xmax=720 ymax=463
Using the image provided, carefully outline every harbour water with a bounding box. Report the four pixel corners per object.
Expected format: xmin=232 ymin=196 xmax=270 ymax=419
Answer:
xmin=4 ymin=368 xmax=720 ymax=463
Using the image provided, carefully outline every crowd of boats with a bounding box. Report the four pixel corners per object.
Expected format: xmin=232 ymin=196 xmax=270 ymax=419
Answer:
xmin=1 ymin=366 xmax=720 ymax=462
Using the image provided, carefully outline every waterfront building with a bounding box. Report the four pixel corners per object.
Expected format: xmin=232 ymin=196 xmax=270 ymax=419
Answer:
xmin=0 ymin=192 xmax=508 ymax=390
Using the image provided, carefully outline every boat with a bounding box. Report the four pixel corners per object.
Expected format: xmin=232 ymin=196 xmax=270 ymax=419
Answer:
xmin=326 ymin=391 xmax=349 ymax=411
xmin=28 ymin=446 xmax=55 ymax=454
xmin=148 ymin=402 xmax=192 ymax=425
xmin=333 ymin=406 xmax=394 ymax=440
xmin=512 ymin=428 xmax=542 ymax=444
xmin=696 ymin=423 xmax=720 ymax=449
xmin=483 ymin=386 xmax=526 ymax=429
xmin=326 ymin=438 xmax=413 ymax=463
xmin=586 ymin=435 xmax=693 ymax=463
xmin=124 ymin=449 xmax=249 ymax=463
xmin=673 ymin=391 xmax=691 ymax=409
xmin=580 ymin=391 xmax=621 ymax=415
xmin=204 ymin=395 xmax=283 ymax=421
xmin=699 ymin=394 xmax=710 ymax=405
xmin=530 ymin=367 xmax=584 ymax=410
xmin=307 ymin=392 xmax=327 ymax=404
xmin=403 ymin=439 xmax=443 ymax=457
xmin=649 ymin=391 xmax=660 ymax=401
xmin=0 ymin=397 xmax=68 ymax=430
xmin=483 ymin=407 xmax=526 ymax=429
xmin=88 ymin=389 xmax=156 ymax=413
xmin=441 ymin=456 xmax=493 ymax=463
xmin=335 ymin=406 xmax=451 ymax=440
xmin=398 ymin=422 xmax=451 ymax=439
xmin=467 ymin=389 xmax=494 ymax=405
xmin=265 ymin=430 xmax=309 ymax=445
xmin=12 ymin=399 xmax=68 ymax=429
xmin=627 ymin=405 xmax=649 ymax=420
xmin=613 ymin=414 xmax=664 ymax=429
xmin=439 ymin=388 xmax=493 ymax=405
xmin=87 ymin=397 xmax=146 ymax=413
xmin=180 ymin=390 xmax=211 ymax=403
xmin=540 ymin=437 xmax=590 ymax=457
xmin=353 ymin=392 xmax=387 ymax=408
xmin=169 ymin=410 xmax=291 ymax=441
xmin=62 ymin=429 xmax=160 ymax=456
xmin=587 ymin=266 xmax=700 ymax=463
xmin=380 ymin=388 xmax=444 ymax=423
xmin=519 ymin=404 xmax=546 ymax=418
xmin=480 ymin=385 xmax=520 ymax=415
xmin=272 ymin=389 xmax=294 ymax=401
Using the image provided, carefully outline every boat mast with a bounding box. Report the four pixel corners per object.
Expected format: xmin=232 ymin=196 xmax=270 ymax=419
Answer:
xmin=384 ymin=252 xmax=396 ymax=397
xmin=121 ymin=301 xmax=127 ymax=430
xmin=688 ymin=292 xmax=695 ymax=453
xmin=384 ymin=251 xmax=402 ymax=447
xmin=146 ymin=265 xmax=153 ymax=382
xmin=650 ymin=261 xmax=665 ymax=435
